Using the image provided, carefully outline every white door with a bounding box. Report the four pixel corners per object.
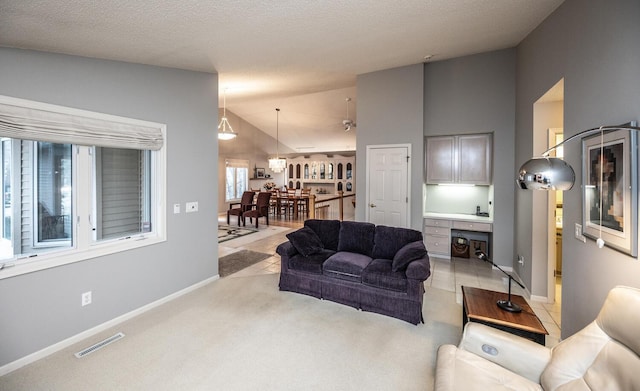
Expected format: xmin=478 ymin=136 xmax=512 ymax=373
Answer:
xmin=366 ymin=145 xmax=409 ymax=227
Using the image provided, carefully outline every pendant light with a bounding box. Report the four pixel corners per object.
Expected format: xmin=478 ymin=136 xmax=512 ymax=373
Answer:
xmin=218 ymin=89 xmax=237 ymax=140
xmin=268 ymin=108 xmax=286 ymax=173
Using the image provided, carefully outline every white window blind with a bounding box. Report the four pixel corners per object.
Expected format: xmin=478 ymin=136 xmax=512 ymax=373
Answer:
xmin=0 ymin=95 xmax=163 ymax=151
xmin=225 ymin=159 xmax=249 ymax=168
xmin=95 ymin=147 xmax=151 ymax=241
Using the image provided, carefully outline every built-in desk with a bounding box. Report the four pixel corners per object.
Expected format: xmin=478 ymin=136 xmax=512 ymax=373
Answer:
xmin=424 ymin=213 xmax=492 ymax=259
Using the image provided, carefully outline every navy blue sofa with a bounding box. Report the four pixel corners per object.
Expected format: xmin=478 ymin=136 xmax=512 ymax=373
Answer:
xmin=276 ymin=220 xmax=431 ymax=324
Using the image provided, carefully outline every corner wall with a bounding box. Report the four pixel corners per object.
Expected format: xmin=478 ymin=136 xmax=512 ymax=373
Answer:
xmin=356 ymin=64 xmax=424 ymax=230
xmin=516 ymin=0 xmax=640 ymax=336
xmin=423 ymin=49 xmax=516 ymax=267
xmin=0 ymin=49 xmax=219 ymax=367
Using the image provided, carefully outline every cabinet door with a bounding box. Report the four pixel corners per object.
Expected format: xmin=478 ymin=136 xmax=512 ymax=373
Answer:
xmin=425 ymin=136 xmax=455 ymax=184
xmin=458 ymin=134 xmax=492 ymax=184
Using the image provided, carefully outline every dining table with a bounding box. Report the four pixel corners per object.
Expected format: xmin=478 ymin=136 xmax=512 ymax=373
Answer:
xmin=275 ymin=193 xmax=310 ymax=218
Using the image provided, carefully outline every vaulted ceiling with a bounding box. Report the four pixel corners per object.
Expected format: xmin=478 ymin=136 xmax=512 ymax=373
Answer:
xmin=0 ymin=0 xmax=564 ymax=152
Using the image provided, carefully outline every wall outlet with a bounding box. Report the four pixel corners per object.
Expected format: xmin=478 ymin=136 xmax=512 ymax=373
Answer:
xmin=81 ymin=291 xmax=92 ymax=306
xmin=186 ymin=201 xmax=198 ymax=213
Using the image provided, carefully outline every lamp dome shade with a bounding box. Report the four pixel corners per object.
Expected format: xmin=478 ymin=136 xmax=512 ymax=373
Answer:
xmin=517 ymin=157 xmax=575 ymax=190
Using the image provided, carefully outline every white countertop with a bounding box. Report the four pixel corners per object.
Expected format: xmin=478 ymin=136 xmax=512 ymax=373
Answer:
xmin=424 ymin=212 xmax=493 ymax=223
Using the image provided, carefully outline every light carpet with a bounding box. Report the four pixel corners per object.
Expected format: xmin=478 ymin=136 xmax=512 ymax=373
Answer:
xmin=0 ymin=274 xmax=462 ymax=391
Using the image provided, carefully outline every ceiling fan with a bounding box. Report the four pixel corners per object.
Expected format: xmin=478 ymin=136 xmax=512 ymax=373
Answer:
xmin=342 ymin=97 xmax=356 ymax=132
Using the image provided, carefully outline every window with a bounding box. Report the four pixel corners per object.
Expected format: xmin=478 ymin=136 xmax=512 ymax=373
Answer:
xmin=0 ymin=95 xmax=166 ymax=278
xmin=93 ymin=147 xmax=152 ymax=241
xmin=225 ymin=159 xmax=249 ymax=201
xmin=34 ymin=142 xmax=72 ymax=247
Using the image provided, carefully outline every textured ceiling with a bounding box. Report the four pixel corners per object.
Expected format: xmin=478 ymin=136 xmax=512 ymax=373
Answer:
xmin=0 ymin=0 xmax=564 ymax=152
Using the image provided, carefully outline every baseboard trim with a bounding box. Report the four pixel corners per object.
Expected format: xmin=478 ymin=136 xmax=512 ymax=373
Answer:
xmin=530 ymin=294 xmax=548 ymax=302
xmin=0 ymin=274 xmax=220 ymax=376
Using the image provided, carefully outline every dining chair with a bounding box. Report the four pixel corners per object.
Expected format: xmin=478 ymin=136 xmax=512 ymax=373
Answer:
xmin=298 ymin=188 xmax=311 ymax=216
xmin=243 ymin=191 xmax=271 ymax=228
xmin=227 ymin=191 xmax=254 ymax=226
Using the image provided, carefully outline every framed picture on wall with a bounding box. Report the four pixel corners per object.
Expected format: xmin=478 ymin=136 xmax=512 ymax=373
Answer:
xmin=582 ymin=127 xmax=638 ymax=257
xmin=256 ymin=168 xmax=265 ymax=178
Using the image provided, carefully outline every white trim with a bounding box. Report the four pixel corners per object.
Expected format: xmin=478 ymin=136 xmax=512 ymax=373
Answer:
xmin=0 ymin=275 xmax=220 ymax=376
xmin=530 ymin=294 xmax=549 ymax=302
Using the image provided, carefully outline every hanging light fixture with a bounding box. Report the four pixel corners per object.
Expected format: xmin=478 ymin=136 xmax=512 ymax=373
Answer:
xmin=218 ymin=89 xmax=237 ymax=140
xmin=268 ymin=108 xmax=287 ymax=173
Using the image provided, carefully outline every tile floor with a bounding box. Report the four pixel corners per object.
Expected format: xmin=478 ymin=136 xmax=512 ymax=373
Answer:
xmin=217 ymin=214 xmax=562 ymax=347
xmin=427 ymin=255 xmax=562 ymax=347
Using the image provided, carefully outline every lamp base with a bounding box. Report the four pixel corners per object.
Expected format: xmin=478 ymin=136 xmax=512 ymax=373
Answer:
xmin=497 ymin=300 xmax=522 ymax=313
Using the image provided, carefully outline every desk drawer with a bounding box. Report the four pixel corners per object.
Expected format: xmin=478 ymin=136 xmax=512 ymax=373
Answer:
xmin=425 ymin=226 xmax=451 ymax=236
xmin=452 ymin=221 xmax=492 ymax=232
xmin=424 ymin=235 xmax=451 ymax=255
xmin=424 ymin=218 xmax=452 ymax=228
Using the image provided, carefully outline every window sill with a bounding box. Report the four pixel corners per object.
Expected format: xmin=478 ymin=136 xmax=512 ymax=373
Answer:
xmin=0 ymin=234 xmax=166 ymax=280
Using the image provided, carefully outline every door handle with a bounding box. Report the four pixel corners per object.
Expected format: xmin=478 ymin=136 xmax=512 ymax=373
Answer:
xmin=369 ymin=203 xmax=376 ymax=208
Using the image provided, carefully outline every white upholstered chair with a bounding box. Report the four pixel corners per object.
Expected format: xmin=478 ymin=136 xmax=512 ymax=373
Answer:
xmin=435 ymin=285 xmax=640 ymax=391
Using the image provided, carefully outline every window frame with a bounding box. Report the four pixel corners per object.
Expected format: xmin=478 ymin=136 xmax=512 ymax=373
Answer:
xmin=32 ymin=141 xmax=73 ymax=249
xmin=224 ymin=159 xmax=249 ymax=202
xmin=0 ymin=96 xmax=167 ymax=280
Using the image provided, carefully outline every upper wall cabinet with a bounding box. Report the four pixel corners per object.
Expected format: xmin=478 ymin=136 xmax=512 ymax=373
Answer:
xmin=425 ymin=133 xmax=492 ymax=185
xmin=287 ymin=154 xmax=355 ymax=193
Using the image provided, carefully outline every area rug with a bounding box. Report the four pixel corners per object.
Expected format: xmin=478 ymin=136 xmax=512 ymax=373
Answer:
xmin=218 ymin=249 xmax=272 ymax=277
xmin=218 ymin=224 xmax=258 ymax=243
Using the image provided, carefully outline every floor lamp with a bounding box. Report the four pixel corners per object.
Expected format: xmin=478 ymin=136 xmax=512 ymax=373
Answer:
xmin=517 ymin=121 xmax=639 ymax=250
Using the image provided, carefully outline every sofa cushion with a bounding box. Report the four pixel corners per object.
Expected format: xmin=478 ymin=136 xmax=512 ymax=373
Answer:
xmin=371 ymin=225 xmax=424 ymax=260
xmin=286 ymin=226 xmax=324 ymax=256
xmin=337 ymin=221 xmax=376 ymax=256
xmin=323 ymin=251 xmax=373 ymax=282
xmin=361 ymin=259 xmax=408 ymax=292
xmin=392 ymin=241 xmax=428 ymax=272
xmin=304 ymin=219 xmax=341 ymax=251
xmin=288 ymin=249 xmax=336 ymax=274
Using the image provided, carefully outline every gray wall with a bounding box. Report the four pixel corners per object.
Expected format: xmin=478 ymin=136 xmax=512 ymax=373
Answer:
xmin=516 ymin=0 xmax=640 ymax=336
xmin=356 ymin=64 xmax=424 ymax=230
xmin=0 ymin=48 xmax=219 ymax=366
xmin=423 ymin=49 xmax=516 ymax=267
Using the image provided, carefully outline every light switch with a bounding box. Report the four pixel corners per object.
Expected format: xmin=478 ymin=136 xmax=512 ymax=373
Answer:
xmin=173 ymin=203 xmax=180 ymax=214
xmin=186 ymin=201 xmax=198 ymax=213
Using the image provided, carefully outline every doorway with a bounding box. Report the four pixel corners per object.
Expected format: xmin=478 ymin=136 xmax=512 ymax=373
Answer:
xmin=365 ymin=144 xmax=410 ymax=227
xmin=532 ymin=79 xmax=564 ymax=309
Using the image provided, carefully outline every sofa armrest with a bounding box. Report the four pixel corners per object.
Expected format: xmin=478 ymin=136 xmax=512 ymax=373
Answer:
xmin=276 ymin=241 xmax=297 ymax=257
xmin=458 ymin=323 xmax=551 ymax=383
xmin=405 ymin=255 xmax=430 ymax=281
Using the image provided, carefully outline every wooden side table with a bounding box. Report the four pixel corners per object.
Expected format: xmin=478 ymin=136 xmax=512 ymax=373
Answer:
xmin=462 ymin=286 xmax=548 ymax=345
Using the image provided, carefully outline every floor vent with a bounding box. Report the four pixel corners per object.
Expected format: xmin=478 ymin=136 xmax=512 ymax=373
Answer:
xmin=75 ymin=332 xmax=125 ymax=358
